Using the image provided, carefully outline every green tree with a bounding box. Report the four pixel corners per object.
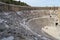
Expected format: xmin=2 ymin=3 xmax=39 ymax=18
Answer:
xmin=0 ymin=0 xmax=29 ymax=6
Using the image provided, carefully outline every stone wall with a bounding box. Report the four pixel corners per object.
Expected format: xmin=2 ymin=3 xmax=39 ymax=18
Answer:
xmin=0 ymin=2 xmax=59 ymax=12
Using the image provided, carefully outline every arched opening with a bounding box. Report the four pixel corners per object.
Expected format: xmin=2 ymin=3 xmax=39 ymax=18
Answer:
xmin=55 ymin=23 xmax=58 ymax=26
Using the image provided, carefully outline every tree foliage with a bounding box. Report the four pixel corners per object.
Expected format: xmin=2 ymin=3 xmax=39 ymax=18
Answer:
xmin=0 ymin=0 xmax=29 ymax=6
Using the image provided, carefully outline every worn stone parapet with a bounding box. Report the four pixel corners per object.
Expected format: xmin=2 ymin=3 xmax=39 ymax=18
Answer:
xmin=0 ymin=2 xmax=59 ymax=12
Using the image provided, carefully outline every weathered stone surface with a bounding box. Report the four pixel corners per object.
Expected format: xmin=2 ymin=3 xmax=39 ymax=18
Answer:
xmin=0 ymin=10 xmax=57 ymax=40
xmin=0 ymin=2 xmax=60 ymax=40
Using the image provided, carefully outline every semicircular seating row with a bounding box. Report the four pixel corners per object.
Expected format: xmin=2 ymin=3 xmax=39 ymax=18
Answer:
xmin=17 ymin=10 xmax=57 ymax=23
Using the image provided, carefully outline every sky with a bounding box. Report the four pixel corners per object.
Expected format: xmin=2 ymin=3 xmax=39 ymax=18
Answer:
xmin=16 ymin=0 xmax=60 ymax=7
